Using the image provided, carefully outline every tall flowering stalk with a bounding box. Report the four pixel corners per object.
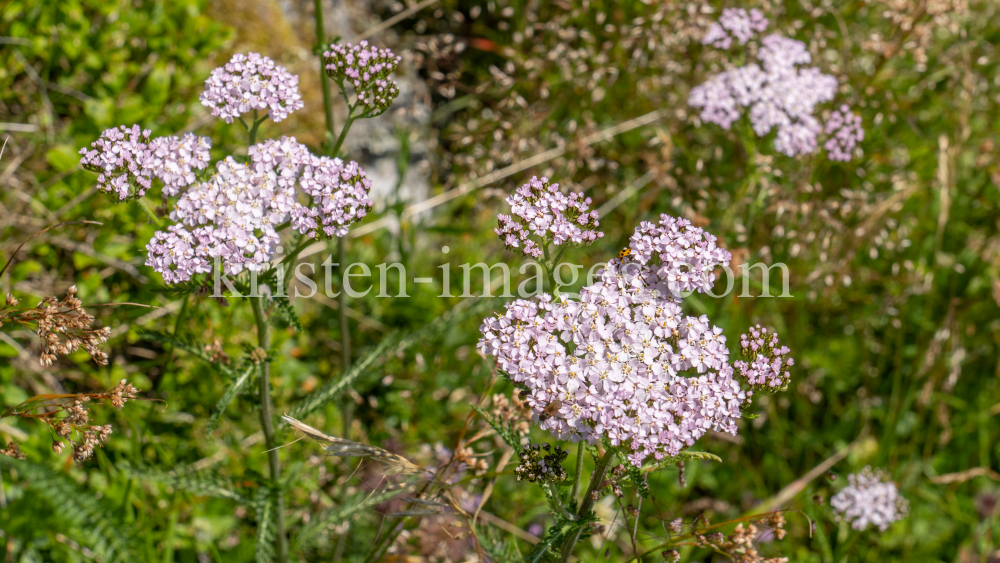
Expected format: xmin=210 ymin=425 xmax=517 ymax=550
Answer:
xmin=479 ymin=184 xmax=795 ymax=560
xmin=78 ymin=44 xmax=401 ymax=560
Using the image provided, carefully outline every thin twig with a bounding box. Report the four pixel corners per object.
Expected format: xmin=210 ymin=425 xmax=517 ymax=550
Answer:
xmin=0 ymin=221 xmax=104 ymax=281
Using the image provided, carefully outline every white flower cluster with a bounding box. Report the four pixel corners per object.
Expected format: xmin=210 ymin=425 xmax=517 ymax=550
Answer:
xmin=629 ymin=214 xmax=733 ymax=295
xmin=702 ymin=8 xmax=769 ymax=48
xmin=495 ymin=176 xmax=603 ymax=259
xmin=831 ymin=467 xmax=909 ymax=531
xmin=79 ymin=126 xmax=212 ymax=201
xmin=146 ymin=137 xmax=372 ymax=282
xmin=689 ymin=13 xmax=863 ymax=160
xmin=480 ymin=216 xmax=789 ymax=467
xmin=148 ymin=134 xmax=213 ymax=196
xmin=200 ymin=52 xmax=304 ymax=124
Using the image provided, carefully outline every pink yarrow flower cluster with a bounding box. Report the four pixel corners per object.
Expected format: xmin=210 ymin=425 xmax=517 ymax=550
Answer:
xmin=496 ymin=176 xmax=603 ymax=259
xmin=734 ymin=324 xmax=793 ymax=389
xmin=629 ymin=215 xmax=732 ymax=295
xmin=200 ymin=53 xmax=304 ymax=124
xmin=702 ymin=8 xmax=769 ymax=48
xmin=323 ymin=41 xmax=402 ymax=115
xmin=146 ymin=136 xmax=372 ymax=282
xmin=479 ymin=215 xmax=792 ymax=467
xmin=689 ymin=14 xmax=863 ymax=161
xmin=830 ymin=467 xmax=908 ymax=531
xmin=79 ymin=126 xmax=212 ymax=201
xmin=824 ymin=105 xmax=865 ymax=162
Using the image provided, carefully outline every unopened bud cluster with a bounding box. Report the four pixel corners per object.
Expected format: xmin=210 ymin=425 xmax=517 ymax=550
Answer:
xmin=514 ymin=442 xmax=568 ymax=484
xmin=324 ymin=41 xmax=402 ymax=115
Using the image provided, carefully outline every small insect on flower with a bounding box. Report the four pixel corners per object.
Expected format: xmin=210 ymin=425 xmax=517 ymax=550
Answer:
xmin=538 ymin=398 xmax=563 ymax=422
xmin=616 ymin=247 xmax=633 ymax=262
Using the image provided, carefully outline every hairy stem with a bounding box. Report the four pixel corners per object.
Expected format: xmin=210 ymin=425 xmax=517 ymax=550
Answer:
xmin=568 ymin=441 xmax=585 ymax=510
xmin=251 ymin=288 xmax=288 ymax=561
xmin=560 ymin=448 xmax=615 ymax=562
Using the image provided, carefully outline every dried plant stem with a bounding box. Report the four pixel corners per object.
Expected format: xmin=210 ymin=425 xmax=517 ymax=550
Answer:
xmin=560 ymin=448 xmax=616 ymax=562
xmin=251 ymin=296 xmax=288 ymax=562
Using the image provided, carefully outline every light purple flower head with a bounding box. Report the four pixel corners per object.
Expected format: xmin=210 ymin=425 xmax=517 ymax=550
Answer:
xmin=689 ymin=16 xmax=861 ymax=161
xmin=147 ymin=133 xmax=213 ymax=196
xmin=323 ymin=41 xmax=402 ymax=115
xmin=831 ymin=467 xmax=908 ymax=531
xmin=824 ymin=105 xmax=865 ymax=162
xmin=628 ymin=215 xmax=732 ymax=296
xmin=495 ymin=176 xmax=603 ymax=258
xmin=702 ymin=8 xmax=769 ymax=48
xmin=734 ymin=324 xmax=793 ymax=389
xmin=146 ymin=136 xmax=372 ymax=281
xmin=78 ymin=125 xmax=155 ymax=201
xmin=480 ymin=215 xmax=793 ymax=467
xmin=200 ymin=52 xmax=304 ymax=124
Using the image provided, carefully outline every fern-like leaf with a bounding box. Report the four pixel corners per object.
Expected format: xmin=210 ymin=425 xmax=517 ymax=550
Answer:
xmin=253 ymin=487 xmax=277 ymax=563
xmin=287 ymin=297 xmax=503 ymax=422
xmin=642 ymin=450 xmax=722 ymax=473
xmin=10 ymin=460 xmax=134 ymax=562
xmin=119 ymin=462 xmax=250 ymax=504
xmin=293 ymin=484 xmax=412 ymax=551
xmin=208 ymin=364 xmax=257 ymax=430
xmin=286 ymin=332 xmax=401 ymax=420
xmin=139 ymin=329 xmax=237 ymax=377
xmin=618 ymin=453 xmax=650 ymax=498
xmin=272 ymin=295 xmax=303 ymax=332
xmin=472 ymin=404 xmax=523 ymax=449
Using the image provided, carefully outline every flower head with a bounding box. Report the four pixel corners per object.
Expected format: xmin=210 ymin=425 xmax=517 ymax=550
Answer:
xmin=831 ymin=467 xmax=908 ymax=531
xmin=480 ymin=213 xmax=796 ymax=466
xmin=324 ymin=41 xmax=402 ymax=115
xmin=824 ymin=105 xmax=865 ymax=162
xmin=702 ymin=8 xmax=769 ymax=48
xmin=495 ymin=176 xmax=603 ymax=258
xmin=735 ymin=324 xmax=793 ymax=389
xmin=628 ymin=214 xmax=732 ymax=295
xmin=147 ymin=133 xmax=213 ymax=196
xmin=147 ymin=137 xmax=372 ymax=282
xmin=689 ymin=16 xmax=859 ymax=161
xmin=78 ymin=125 xmax=154 ymax=201
xmin=200 ymin=52 xmax=304 ymax=124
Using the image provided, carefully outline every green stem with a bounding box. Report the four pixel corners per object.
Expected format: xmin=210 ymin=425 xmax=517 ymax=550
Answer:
xmin=339 ymin=236 xmax=353 ymax=438
xmin=568 ymin=441 xmax=585 ymax=510
xmin=560 ymin=448 xmax=615 ymax=562
xmin=313 ymin=0 xmax=337 ymax=156
xmin=136 ymin=197 xmax=163 ymax=229
xmin=330 ymin=113 xmax=355 ymax=158
xmin=251 ymin=295 xmax=288 ymax=562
